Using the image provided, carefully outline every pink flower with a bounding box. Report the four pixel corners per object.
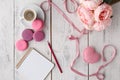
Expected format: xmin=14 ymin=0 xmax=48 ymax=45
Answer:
xmin=82 ymin=0 xmax=103 ymax=10
xmin=77 ymin=6 xmax=95 ymax=30
xmin=94 ymin=3 xmax=112 ymax=31
xmin=95 ymin=3 xmax=112 ymax=21
xmin=77 ymin=2 xmax=112 ymax=31
xmin=79 ymin=0 xmax=85 ymax=3
xmin=93 ymin=19 xmax=112 ymax=31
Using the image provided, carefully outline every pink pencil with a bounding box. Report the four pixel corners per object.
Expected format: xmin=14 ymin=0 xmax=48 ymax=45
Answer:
xmin=48 ymin=42 xmax=63 ymax=73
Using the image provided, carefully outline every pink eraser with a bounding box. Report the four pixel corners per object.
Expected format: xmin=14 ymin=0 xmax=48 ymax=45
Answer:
xmin=32 ymin=19 xmax=44 ymax=31
xmin=22 ymin=29 xmax=34 ymax=41
xmin=33 ymin=31 xmax=45 ymax=42
xmin=16 ymin=39 xmax=28 ymax=51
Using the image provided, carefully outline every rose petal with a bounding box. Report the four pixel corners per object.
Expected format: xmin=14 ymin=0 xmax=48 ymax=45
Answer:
xmin=93 ymin=18 xmax=112 ymax=31
xmin=79 ymin=0 xmax=85 ymax=3
xmin=82 ymin=0 xmax=103 ymax=10
xmin=79 ymin=0 xmax=103 ymax=4
xmin=83 ymin=23 xmax=95 ymax=30
xmin=77 ymin=6 xmax=95 ymax=27
xmin=95 ymin=3 xmax=112 ymax=21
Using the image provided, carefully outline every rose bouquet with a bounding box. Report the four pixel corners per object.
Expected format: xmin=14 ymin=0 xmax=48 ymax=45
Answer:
xmin=77 ymin=0 xmax=113 ymax=31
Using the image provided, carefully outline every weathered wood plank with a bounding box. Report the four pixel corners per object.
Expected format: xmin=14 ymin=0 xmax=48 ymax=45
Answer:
xmin=52 ymin=0 xmax=88 ymax=80
xmin=89 ymin=2 xmax=120 ymax=80
xmin=103 ymin=2 xmax=120 ymax=80
xmin=15 ymin=0 xmax=51 ymax=80
xmin=0 ymin=0 xmax=14 ymax=80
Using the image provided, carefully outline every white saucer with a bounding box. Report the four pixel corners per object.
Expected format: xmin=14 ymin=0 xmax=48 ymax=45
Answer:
xmin=20 ymin=4 xmax=45 ymax=27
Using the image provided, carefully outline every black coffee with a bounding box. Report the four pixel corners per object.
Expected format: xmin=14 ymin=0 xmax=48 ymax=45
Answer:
xmin=24 ymin=10 xmax=35 ymax=21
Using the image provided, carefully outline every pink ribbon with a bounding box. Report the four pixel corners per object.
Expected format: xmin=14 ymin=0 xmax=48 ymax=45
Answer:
xmin=64 ymin=0 xmax=79 ymax=13
xmin=40 ymin=0 xmax=88 ymax=34
xmin=40 ymin=0 xmax=117 ymax=80
xmin=69 ymin=35 xmax=117 ymax=80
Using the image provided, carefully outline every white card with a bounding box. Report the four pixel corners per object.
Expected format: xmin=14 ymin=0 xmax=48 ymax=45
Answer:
xmin=16 ymin=49 xmax=54 ymax=80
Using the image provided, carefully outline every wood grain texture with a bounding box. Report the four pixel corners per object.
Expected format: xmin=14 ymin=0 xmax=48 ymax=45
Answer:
xmin=0 ymin=0 xmax=118 ymax=80
xmin=89 ymin=2 xmax=120 ymax=80
xmin=15 ymin=0 xmax=51 ymax=80
xmin=52 ymin=0 xmax=88 ymax=80
xmin=0 ymin=0 xmax=14 ymax=80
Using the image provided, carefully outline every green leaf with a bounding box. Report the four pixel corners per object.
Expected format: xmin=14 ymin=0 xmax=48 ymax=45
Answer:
xmin=103 ymin=0 xmax=112 ymax=3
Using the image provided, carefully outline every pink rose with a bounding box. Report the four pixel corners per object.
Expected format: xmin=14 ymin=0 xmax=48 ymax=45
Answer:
xmin=94 ymin=19 xmax=112 ymax=31
xmin=82 ymin=0 xmax=103 ymax=10
xmin=94 ymin=3 xmax=112 ymax=31
xmin=77 ymin=6 xmax=95 ymax=30
xmin=77 ymin=2 xmax=112 ymax=31
xmin=79 ymin=0 xmax=85 ymax=3
xmin=95 ymin=3 xmax=112 ymax=21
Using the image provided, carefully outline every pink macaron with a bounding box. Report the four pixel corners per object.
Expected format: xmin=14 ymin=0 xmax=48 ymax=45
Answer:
xmin=32 ymin=19 xmax=44 ymax=31
xmin=22 ymin=29 xmax=34 ymax=41
xmin=33 ymin=31 xmax=45 ymax=42
xmin=16 ymin=39 xmax=28 ymax=51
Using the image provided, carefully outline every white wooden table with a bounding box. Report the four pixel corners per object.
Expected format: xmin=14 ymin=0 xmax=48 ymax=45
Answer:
xmin=0 ymin=0 xmax=120 ymax=80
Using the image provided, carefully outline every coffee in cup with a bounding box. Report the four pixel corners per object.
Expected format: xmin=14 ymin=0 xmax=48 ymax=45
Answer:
xmin=23 ymin=9 xmax=37 ymax=22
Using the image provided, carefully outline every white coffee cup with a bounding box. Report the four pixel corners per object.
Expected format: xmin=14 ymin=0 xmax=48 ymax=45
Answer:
xmin=20 ymin=4 xmax=45 ymax=27
xmin=21 ymin=8 xmax=37 ymax=22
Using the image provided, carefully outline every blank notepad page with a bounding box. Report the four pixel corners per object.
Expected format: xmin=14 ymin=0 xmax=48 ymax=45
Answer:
xmin=17 ymin=49 xmax=54 ymax=80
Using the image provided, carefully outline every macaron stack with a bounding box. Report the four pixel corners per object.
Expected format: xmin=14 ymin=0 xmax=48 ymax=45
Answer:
xmin=16 ymin=19 xmax=45 ymax=51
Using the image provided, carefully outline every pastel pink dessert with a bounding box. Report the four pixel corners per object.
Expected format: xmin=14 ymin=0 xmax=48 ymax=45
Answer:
xmin=22 ymin=29 xmax=34 ymax=41
xmin=16 ymin=39 xmax=28 ymax=51
xmin=32 ymin=19 xmax=44 ymax=31
xmin=83 ymin=47 xmax=101 ymax=64
xmin=33 ymin=31 xmax=45 ymax=42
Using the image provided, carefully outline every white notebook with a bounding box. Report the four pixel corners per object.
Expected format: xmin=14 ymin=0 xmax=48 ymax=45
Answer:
xmin=16 ymin=48 xmax=54 ymax=80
